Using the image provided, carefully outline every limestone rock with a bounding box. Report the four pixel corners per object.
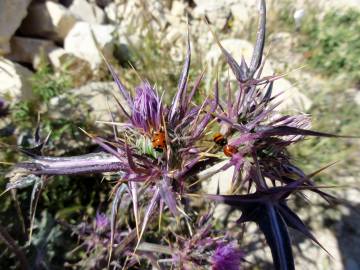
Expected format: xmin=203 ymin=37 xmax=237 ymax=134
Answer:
xmin=268 ymin=32 xmax=296 ymax=60
xmin=64 ymin=22 xmax=115 ymax=70
xmin=354 ymin=90 xmax=360 ymax=106
xmin=201 ymin=160 xmax=235 ymax=195
xmin=272 ymin=77 xmax=312 ymax=112
xmin=7 ymin=37 xmax=56 ymax=69
xmin=193 ymin=0 xmax=231 ymax=30
xmin=69 ymin=0 xmax=106 ymax=24
xmin=0 ymin=0 xmax=32 ymax=55
xmin=170 ymin=1 xmax=187 ymax=17
xmin=105 ymin=0 xmax=168 ymax=32
xmin=164 ymin=27 xmax=184 ymax=44
xmin=162 ymin=24 xmax=188 ymax=62
xmin=48 ymin=48 xmax=92 ymax=86
xmin=104 ymin=2 xmax=118 ymax=23
xmin=49 ymin=81 xmax=128 ymax=122
xmin=0 ymin=58 xmax=33 ymax=100
xmin=19 ymin=1 xmax=77 ymax=42
xmin=229 ymin=0 xmax=258 ymax=34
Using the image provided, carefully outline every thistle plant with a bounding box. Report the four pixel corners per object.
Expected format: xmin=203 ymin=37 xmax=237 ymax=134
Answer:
xmin=3 ymin=1 xmax=356 ymax=269
xmin=0 ymin=98 xmax=9 ymax=118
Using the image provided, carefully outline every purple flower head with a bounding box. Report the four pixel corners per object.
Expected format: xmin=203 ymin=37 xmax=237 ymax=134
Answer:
xmin=131 ymin=81 xmax=162 ymax=133
xmin=211 ymin=242 xmax=244 ymax=270
xmin=95 ymin=212 xmax=109 ymax=231
xmin=0 ymin=98 xmax=9 ymax=118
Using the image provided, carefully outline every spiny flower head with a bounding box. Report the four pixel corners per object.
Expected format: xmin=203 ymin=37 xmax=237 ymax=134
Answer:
xmin=211 ymin=242 xmax=244 ymax=270
xmin=0 ymin=98 xmax=9 ymax=118
xmin=131 ymin=81 xmax=162 ymax=133
xmin=95 ymin=212 xmax=110 ymax=232
xmin=168 ymin=214 xmax=242 ymax=269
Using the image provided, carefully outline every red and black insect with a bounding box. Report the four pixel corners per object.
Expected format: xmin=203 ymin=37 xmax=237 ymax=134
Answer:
xmin=213 ymin=133 xmax=228 ymax=146
xmin=151 ymin=130 xmax=166 ymax=152
xmin=223 ymin=144 xmax=238 ymax=157
xmin=213 ymin=132 xmax=238 ymax=157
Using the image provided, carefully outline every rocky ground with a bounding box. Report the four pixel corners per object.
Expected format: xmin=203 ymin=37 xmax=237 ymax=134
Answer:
xmin=1 ymin=0 xmax=360 ymax=269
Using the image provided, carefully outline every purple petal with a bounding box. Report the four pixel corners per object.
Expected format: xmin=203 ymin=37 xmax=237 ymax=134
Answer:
xmin=212 ymin=242 xmax=244 ymax=270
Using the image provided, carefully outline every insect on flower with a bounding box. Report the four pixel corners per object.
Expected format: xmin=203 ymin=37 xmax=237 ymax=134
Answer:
xmin=223 ymin=144 xmax=238 ymax=157
xmin=213 ymin=132 xmax=227 ymax=146
xmin=213 ymin=133 xmax=238 ymax=156
xmin=151 ymin=130 xmax=166 ymax=152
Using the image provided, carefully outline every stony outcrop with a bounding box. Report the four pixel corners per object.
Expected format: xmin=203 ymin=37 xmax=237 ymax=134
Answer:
xmin=49 ymin=81 xmax=127 ymax=121
xmin=69 ymin=0 xmax=106 ymax=24
xmin=64 ymin=22 xmax=115 ymax=70
xmin=0 ymin=0 xmax=32 ymax=55
xmin=0 ymin=58 xmax=33 ymax=100
xmin=7 ymin=37 xmax=56 ymax=69
xmin=18 ymin=1 xmax=77 ymax=42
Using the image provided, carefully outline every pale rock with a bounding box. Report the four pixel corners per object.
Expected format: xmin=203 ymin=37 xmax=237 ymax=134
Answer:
xmin=191 ymin=20 xmax=214 ymax=53
xmin=354 ymin=91 xmax=360 ymax=107
xmin=138 ymin=1 xmax=169 ymax=31
xmin=294 ymin=9 xmax=306 ymax=30
xmin=201 ymin=160 xmax=235 ymax=195
xmin=104 ymin=2 xmax=118 ymax=22
xmin=105 ymin=0 xmax=168 ymax=31
xmin=7 ymin=37 xmax=56 ymax=69
xmin=0 ymin=0 xmax=32 ymax=55
xmin=230 ymin=1 xmax=258 ymax=34
xmin=164 ymin=27 xmax=184 ymax=44
xmin=295 ymin=229 xmax=343 ymax=270
xmin=48 ymin=48 xmax=71 ymax=69
xmin=271 ymin=78 xmax=312 ymax=112
xmin=19 ymin=1 xmax=77 ymax=42
xmin=165 ymin=27 xmax=188 ymax=62
xmin=64 ymin=22 xmax=115 ymax=70
xmin=170 ymin=1 xmax=187 ymax=17
xmin=201 ymin=160 xmax=235 ymax=220
xmin=193 ymin=0 xmax=231 ymax=30
xmin=193 ymin=0 xmax=236 ymax=4
xmin=268 ymin=32 xmax=294 ymax=54
xmin=165 ymin=14 xmax=181 ymax=27
xmin=163 ymin=22 xmax=188 ymax=57
xmin=69 ymin=0 xmax=106 ymax=24
xmin=48 ymin=48 xmax=92 ymax=86
xmin=49 ymin=81 xmax=128 ymax=121
xmin=0 ymin=58 xmax=33 ymax=100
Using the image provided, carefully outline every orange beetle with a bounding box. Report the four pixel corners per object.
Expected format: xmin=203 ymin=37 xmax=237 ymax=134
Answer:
xmin=213 ymin=132 xmax=227 ymax=146
xmin=151 ymin=130 xmax=166 ymax=152
xmin=223 ymin=144 xmax=237 ymax=157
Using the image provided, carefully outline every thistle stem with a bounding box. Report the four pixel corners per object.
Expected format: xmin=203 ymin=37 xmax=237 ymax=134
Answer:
xmin=13 ymin=152 xmax=125 ymax=175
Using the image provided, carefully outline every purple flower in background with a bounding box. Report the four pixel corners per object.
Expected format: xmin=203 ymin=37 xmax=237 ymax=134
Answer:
xmin=131 ymin=81 xmax=162 ymax=133
xmin=0 ymin=98 xmax=9 ymax=118
xmin=211 ymin=242 xmax=244 ymax=270
xmin=95 ymin=212 xmax=109 ymax=231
